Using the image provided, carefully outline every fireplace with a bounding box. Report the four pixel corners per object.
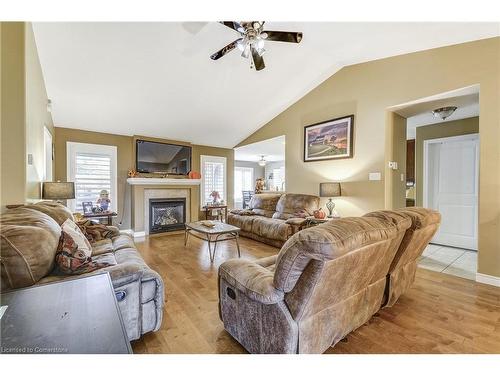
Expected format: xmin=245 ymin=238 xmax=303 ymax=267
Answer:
xmin=149 ymin=198 xmax=186 ymax=233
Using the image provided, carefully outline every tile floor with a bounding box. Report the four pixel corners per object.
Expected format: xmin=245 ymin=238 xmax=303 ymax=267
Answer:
xmin=418 ymin=243 xmax=477 ymax=280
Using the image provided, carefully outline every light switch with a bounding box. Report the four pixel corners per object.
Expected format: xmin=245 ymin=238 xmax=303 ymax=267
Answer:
xmin=27 ymin=154 xmax=33 ymax=165
xmin=369 ymin=172 xmax=381 ymax=181
xmin=401 ymin=174 xmax=405 ymax=182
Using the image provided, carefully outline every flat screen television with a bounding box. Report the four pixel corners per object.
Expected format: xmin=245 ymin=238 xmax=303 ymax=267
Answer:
xmin=136 ymin=140 xmax=191 ymax=175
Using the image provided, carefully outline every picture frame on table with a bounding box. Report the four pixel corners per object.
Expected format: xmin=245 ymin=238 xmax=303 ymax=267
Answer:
xmin=82 ymin=201 xmax=93 ymax=215
xmin=304 ymin=115 xmax=354 ymax=162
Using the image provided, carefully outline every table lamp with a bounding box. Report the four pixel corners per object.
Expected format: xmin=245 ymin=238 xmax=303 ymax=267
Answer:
xmin=319 ymin=182 xmax=341 ymax=218
xmin=42 ymin=181 xmax=75 ymax=204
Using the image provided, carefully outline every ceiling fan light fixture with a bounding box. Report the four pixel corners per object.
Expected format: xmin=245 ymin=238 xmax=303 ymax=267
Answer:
xmin=432 ymin=106 xmax=457 ymax=120
xmin=258 ymin=155 xmax=267 ymax=167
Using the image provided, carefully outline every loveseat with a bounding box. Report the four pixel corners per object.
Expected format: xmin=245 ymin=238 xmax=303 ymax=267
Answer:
xmin=219 ymin=207 xmax=440 ymax=353
xmin=227 ymin=193 xmax=320 ymax=247
xmin=0 ymin=201 xmax=164 ymax=341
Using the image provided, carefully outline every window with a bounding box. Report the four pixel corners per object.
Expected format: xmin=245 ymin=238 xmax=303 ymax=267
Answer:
xmin=67 ymin=142 xmax=117 ymax=212
xmin=200 ymin=155 xmax=226 ymax=208
xmin=234 ymin=167 xmax=254 ymax=207
xmin=270 ymin=167 xmax=285 ymax=190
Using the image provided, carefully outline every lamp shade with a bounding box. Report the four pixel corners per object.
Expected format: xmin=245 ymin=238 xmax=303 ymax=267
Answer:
xmin=42 ymin=182 xmax=75 ymax=200
xmin=319 ymin=182 xmax=341 ymax=197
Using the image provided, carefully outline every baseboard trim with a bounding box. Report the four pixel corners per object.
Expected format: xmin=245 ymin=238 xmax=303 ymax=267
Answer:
xmin=119 ymin=229 xmax=134 ymax=236
xmin=476 ymin=273 xmax=500 ymax=287
xmin=133 ymin=231 xmax=146 ymax=238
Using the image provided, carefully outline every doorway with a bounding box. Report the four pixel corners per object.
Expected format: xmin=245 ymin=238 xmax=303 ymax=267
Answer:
xmin=386 ymin=85 xmax=480 ymax=280
xmin=233 ymin=135 xmax=286 ymax=209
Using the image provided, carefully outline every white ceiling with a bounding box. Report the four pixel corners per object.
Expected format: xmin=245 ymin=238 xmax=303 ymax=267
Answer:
xmin=234 ymin=135 xmax=285 ymax=162
xmin=392 ymin=85 xmax=480 ymax=139
xmin=32 ymin=22 xmax=499 ymax=148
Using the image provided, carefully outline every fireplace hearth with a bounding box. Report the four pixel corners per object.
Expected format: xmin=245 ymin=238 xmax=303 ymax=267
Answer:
xmin=149 ymin=198 xmax=186 ymax=233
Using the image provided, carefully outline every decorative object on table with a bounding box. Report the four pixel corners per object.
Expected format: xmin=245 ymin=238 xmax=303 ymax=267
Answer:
xmin=319 ymin=182 xmax=342 ymax=218
xmin=96 ymin=189 xmax=111 ymax=211
xmin=200 ymin=220 xmax=216 ymax=228
xmin=313 ymin=208 xmax=326 ymax=219
xmin=255 ymin=178 xmax=265 ymax=194
xmin=304 ymin=115 xmax=354 ymax=162
xmin=42 ymin=181 xmax=75 ymax=204
xmin=210 ymin=190 xmax=221 ymax=204
xmin=91 ymin=205 xmax=104 ymax=214
xmin=127 ymin=169 xmax=138 ymax=178
xmin=82 ymin=201 xmax=93 ymax=215
xmin=188 ymin=170 xmax=201 ymax=179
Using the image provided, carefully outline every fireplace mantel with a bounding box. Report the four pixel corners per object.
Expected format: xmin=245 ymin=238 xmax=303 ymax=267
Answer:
xmin=127 ymin=178 xmax=201 ymax=186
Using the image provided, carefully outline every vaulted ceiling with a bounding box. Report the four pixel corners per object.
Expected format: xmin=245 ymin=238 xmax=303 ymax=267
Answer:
xmin=33 ymin=22 xmax=499 ymax=148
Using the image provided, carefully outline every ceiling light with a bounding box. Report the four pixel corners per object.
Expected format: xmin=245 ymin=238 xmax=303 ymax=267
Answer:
xmin=258 ymin=155 xmax=267 ymax=166
xmin=432 ymin=106 xmax=457 ymax=120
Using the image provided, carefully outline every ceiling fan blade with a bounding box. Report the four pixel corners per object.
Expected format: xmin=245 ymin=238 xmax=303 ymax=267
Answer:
xmin=210 ymin=39 xmax=242 ymax=60
xmin=220 ymin=21 xmax=244 ymax=32
xmin=262 ymin=31 xmax=303 ymax=43
xmin=251 ymin=45 xmax=265 ymax=71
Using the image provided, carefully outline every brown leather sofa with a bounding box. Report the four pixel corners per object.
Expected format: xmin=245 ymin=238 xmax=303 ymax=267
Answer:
xmin=0 ymin=201 xmax=164 ymax=341
xmin=227 ymin=193 xmax=320 ymax=247
xmin=218 ymin=207 xmax=440 ymax=353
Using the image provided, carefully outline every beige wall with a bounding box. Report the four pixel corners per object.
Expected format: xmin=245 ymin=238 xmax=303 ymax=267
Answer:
xmin=238 ymin=37 xmax=500 ymax=278
xmin=415 ymin=117 xmax=479 ymax=206
xmin=1 ymin=22 xmax=26 ymax=210
xmin=0 ymin=22 xmax=53 ymax=211
xmin=55 ymin=128 xmax=234 ymax=230
xmin=25 ymin=23 xmax=55 ymax=201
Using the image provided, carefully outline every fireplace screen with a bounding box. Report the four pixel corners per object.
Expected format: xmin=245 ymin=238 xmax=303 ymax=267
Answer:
xmin=149 ymin=198 xmax=186 ymax=233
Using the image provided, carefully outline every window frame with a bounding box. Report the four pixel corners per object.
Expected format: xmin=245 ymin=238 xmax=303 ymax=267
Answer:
xmin=200 ymin=155 xmax=227 ymax=210
xmin=66 ymin=141 xmax=118 ymax=213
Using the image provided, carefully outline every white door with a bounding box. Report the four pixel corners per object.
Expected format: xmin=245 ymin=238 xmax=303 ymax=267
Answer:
xmin=424 ymin=134 xmax=479 ymax=250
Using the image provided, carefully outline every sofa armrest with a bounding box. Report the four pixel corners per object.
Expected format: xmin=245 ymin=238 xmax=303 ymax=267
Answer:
xmin=219 ymin=259 xmax=284 ymax=304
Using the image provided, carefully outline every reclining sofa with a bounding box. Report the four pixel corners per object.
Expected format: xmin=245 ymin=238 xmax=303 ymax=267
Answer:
xmin=218 ymin=207 xmax=440 ymax=353
xmin=0 ymin=201 xmax=164 ymax=341
xmin=227 ymin=193 xmax=320 ymax=247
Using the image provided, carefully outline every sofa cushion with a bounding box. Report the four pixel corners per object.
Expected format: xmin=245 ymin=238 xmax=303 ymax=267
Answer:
xmin=251 ymin=216 xmax=292 ymax=242
xmin=23 ymin=201 xmax=74 ymax=226
xmin=227 ymin=212 xmax=256 ymax=232
xmin=91 ymin=239 xmax=114 ymax=256
xmin=249 ymin=193 xmax=282 ymax=217
xmin=0 ymin=208 xmax=61 ymax=291
xmin=273 ymin=193 xmax=320 ymax=220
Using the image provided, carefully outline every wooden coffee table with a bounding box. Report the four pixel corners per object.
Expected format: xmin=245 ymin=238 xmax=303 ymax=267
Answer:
xmin=184 ymin=221 xmax=241 ymax=262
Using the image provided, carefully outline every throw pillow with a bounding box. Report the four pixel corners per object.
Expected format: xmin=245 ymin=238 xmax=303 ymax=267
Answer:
xmin=55 ymin=219 xmax=114 ymax=275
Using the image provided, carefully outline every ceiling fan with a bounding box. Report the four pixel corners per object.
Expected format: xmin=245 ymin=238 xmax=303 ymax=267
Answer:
xmin=210 ymin=21 xmax=303 ymax=71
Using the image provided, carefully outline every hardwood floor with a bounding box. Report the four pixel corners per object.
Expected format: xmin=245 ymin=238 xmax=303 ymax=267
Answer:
xmin=131 ymin=232 xmax=500 ymax=354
